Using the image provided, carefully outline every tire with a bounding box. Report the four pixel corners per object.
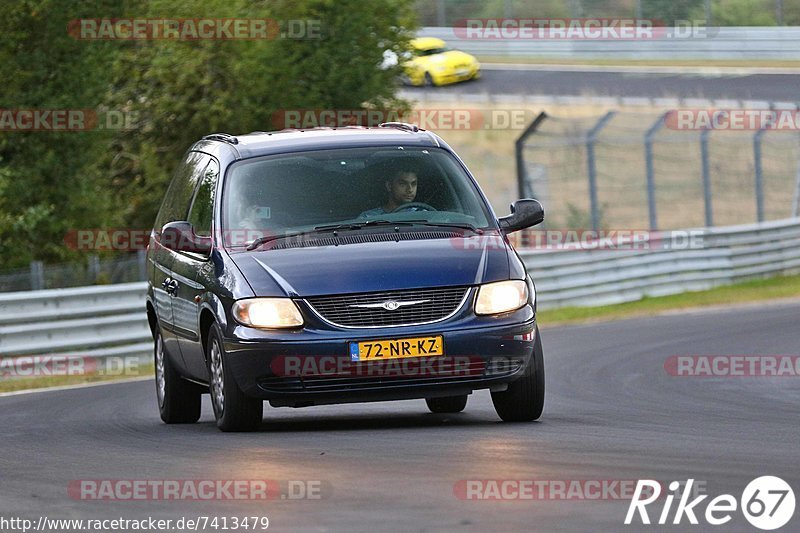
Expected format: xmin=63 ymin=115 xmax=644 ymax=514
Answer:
xmin=207 ymin=323 xmax=263 ymax=432
xmin=491 ymin=327 xmax=545 ymax=422
xmin=423 ymin=72 xmax=435 ymax=87
xmin=154 ymin=326 xmax=201 ymax=424
xmin=426 ymin=395 xmax=468 ymax=413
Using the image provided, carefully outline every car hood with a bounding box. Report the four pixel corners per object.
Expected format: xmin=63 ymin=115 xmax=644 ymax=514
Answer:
xmin=229 ymin=233 xmax=512 ymax=297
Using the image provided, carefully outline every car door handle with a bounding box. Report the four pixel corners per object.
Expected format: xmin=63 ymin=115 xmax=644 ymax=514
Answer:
xmin=166 ymin=279 xmax=179 ymax=295
xmin=162 ymin=278 xmax=179 ymax=295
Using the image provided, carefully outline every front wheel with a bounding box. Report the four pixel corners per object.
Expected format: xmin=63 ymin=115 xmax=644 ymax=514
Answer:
xmin=207 ymin=323 xmax=263 ymax=432
xmin=491 ymin=327 xmax=545 ymax=422
xmin=426 ymin=395 xmax=468 ymax=413
xmin=154 ymin=327 xmax=201 ymax=424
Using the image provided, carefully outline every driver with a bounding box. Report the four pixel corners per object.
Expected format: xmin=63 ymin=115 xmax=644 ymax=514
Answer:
xmin=359 ymin=169 xmax=420 ymax=218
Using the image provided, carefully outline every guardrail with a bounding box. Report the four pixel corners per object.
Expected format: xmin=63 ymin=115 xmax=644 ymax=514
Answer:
xmin=418 ymin=26 xmax=800 ymax=60
xmin=0 ymin=282 xmax=151 ymax=361
xmin=521 ymin=218 xmax=800 ymax=308
xmin=1 ymin=218 xmax=799 ymax=364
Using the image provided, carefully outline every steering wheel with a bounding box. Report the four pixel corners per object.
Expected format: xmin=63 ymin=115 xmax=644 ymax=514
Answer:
xmin=391 ymin=202 xmax=437 ymax=213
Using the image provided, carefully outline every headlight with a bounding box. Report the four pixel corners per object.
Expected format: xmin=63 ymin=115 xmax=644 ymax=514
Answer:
xmin=474 ymin=280 xmax=529 ymax=316
xmin=232 ymin=298 xmax=304 ymax=328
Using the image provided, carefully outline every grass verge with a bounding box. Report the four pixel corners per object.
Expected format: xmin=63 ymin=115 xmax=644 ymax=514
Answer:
xmin=538 ymin=274 xmax=800 ymax=326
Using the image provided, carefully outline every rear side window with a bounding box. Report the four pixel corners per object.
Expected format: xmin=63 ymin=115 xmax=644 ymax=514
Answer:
xmin=154 ymin=152 xmax=209 ymax=230
xmin=187 ymin=158 xmax=219 ymax=237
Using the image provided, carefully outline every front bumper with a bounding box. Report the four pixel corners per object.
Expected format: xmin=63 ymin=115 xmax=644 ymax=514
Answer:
xmin=223 ymin=305 xmax=536 ymax=407
xmin=435 ymin=66 xmax=480 ymax=85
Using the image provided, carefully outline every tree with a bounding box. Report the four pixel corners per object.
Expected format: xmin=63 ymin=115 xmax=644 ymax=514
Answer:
xmin=104 ymin=0 xmax=417 ymax=232
xmin=0 ymin=0 xmax=123 ymax=268
xmin=0 ymin=0 xmax=418 ymax=269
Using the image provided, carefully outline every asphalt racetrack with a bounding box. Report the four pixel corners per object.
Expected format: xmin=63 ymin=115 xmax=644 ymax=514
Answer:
xmin=403 ymin=65 xmax=800 ymax=102
xmin=2 ymin=300 xmax=798 ymax=531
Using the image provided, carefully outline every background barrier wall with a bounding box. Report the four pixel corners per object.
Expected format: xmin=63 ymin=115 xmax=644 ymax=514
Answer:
xmin=418 ymin=26 xmax=800 ymax=60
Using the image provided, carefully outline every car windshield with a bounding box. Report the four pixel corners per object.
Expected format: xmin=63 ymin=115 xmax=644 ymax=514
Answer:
xmin=221 ymin=146 xmax=493 ymax=248
xmin=415 ymin=46 xmax=450 ymax=56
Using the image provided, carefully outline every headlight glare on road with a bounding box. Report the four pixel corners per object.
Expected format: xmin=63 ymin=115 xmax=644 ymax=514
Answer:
xmin=232 ymin=298 xmax=304 ymax=328
xmin=474 ymin=280 xmax=528 ymax=316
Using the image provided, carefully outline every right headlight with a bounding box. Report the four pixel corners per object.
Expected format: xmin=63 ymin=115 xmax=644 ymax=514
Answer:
xmin=474 ymin=280 xmax=529 ymax=316
xmin=232 ymin=298 xmax=304 ymax=329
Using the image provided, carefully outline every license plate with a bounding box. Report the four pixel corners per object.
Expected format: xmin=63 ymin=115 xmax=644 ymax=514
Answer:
xmin=456 ymin=69 xmax=468 ymax=76
xmin=349 ymin=336 xmax=444 ymax=361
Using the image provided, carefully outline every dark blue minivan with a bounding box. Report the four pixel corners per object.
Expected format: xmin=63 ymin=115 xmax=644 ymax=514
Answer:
xmin=146 ymin=123 xmax=545 ymax=431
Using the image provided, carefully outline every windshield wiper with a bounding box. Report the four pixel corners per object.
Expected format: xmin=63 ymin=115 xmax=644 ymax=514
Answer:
xmin=245 ymin=230 xmax=313 ymax=251
xmin=313 ymin=220 xmax=417 ymax=232
xmin=246 ymin=221 xmax=413 ymax=250
xmin=402 ymin=220 xmax=484 ymax=234
xmin=246 ymin=220 xmax=483 ymax=251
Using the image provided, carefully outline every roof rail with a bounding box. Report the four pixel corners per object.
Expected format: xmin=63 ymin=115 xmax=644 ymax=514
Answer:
xmin=379 ymin=122 xmax=420 ymax=133
xmin=202 ymin=132 xmax=239 ymax=145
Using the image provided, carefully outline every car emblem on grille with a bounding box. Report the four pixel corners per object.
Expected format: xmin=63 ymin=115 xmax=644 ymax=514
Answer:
xmin=350 ymin=299 xmax=429 ymax=311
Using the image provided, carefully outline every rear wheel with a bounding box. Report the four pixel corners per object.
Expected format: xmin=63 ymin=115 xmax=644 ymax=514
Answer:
xmin=491 ymin=327 xmax=545 ymax=422
xmin=426 ymin=395 xmax=468 ymax=413
xmin=207 ymin=323 xmax=263 ymax=432
xmin=154 ymin=327 xmax=201 ymax=424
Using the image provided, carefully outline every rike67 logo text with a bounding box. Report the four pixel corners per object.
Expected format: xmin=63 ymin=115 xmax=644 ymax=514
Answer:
xmin=625 ymin=477 xmax=795 ymax=530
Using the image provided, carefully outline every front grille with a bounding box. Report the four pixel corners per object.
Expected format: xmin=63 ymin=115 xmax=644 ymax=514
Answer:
xmin=306 ymin=286 xmax=470 ymax=328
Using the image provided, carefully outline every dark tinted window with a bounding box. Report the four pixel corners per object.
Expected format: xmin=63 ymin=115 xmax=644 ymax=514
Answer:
xmin=222 ymin=146 xmax=492 ymax=247
xmin=154 ymin=152 xmax=209 ymax=230
xmin=416 ymin=47 xmax=449 ymax=56
xmin=187 ymin=158 xmax=218 ymax=237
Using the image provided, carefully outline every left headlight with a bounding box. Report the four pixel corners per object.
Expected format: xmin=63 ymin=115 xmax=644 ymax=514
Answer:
xmin=474 ymin=280 xmax=529 ymax=316
xmin=232 ymin=298 xmax=304 ymax=328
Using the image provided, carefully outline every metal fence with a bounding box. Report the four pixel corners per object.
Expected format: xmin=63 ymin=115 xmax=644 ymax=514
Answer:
xmin=0 ymin=252 xmax=147 ymax=293
xmin=518 ymin=110 xmax=800 ymax=232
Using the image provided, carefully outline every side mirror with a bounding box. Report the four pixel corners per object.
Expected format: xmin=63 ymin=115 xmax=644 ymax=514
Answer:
xmin=498 ymin=199 xmax=544 ymax=234
xmin=160 ymin=221 xmax=212 ymax=254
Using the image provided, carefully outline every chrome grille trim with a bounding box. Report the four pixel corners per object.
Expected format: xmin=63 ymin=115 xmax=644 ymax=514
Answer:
xmin=304 ymin=287 xmax=472 ymax=329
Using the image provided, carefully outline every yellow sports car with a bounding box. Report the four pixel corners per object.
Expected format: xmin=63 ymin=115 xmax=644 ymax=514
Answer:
xmin=402 ymin=37 xmax=481 ymax=86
